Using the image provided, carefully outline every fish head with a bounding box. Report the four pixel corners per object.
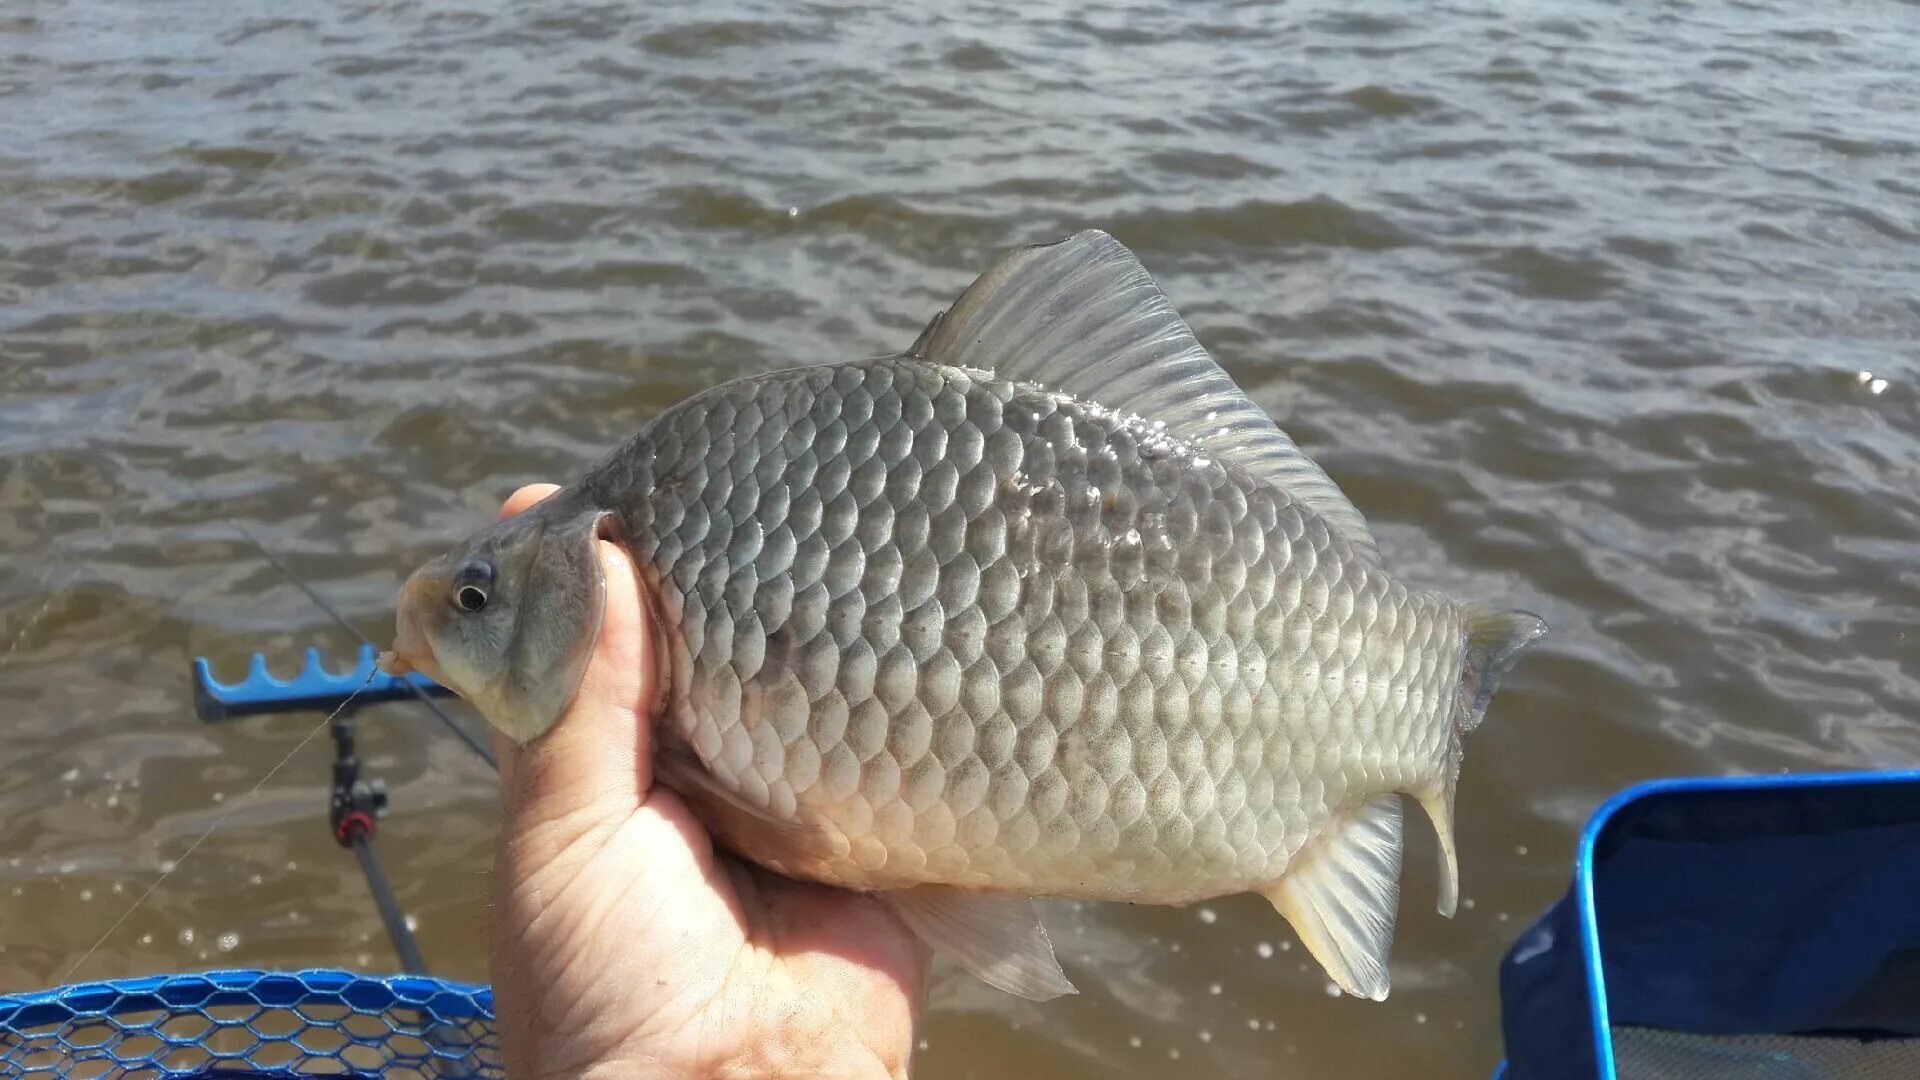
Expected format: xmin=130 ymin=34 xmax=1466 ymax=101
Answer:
xmin=382 ymin=491 xmax=614 ymax=744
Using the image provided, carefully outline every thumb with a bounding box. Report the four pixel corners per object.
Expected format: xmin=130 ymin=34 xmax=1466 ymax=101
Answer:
xmin=492 ymin=484 xmax=658 ymax=834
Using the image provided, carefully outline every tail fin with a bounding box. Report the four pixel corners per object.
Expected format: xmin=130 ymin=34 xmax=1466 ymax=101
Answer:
xmin=1414 ymin=604 xmax=1548 ymax=918
xmin=1454 ymin=604 xmax=1550 ymax=734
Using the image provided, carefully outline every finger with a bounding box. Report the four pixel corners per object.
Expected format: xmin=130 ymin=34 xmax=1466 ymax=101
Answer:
xmin=500 ymin=482 xmax=562 ymax=521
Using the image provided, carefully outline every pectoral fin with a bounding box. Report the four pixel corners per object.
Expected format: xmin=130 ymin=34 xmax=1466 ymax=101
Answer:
xmin=880 ymin=886 xmax=1077 ymax=1001
xmin=1263 ymin=794 xmax=1404 ymax=1002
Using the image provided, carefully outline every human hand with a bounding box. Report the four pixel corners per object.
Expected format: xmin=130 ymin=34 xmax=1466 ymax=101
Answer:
xmin=486 ymin=483 xmax=929 ymax=1080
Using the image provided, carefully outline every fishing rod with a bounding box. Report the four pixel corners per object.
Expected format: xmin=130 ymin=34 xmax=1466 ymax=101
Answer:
xmin=190 ymin=528 xmax=498 ymax=976
xmin=194 ymin=645 xmax=434 ymax=976
xmin=330 ymin=707 xmax=429 ymax=975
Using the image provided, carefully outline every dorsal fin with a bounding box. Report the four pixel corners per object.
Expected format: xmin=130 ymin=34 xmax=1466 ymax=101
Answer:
xmin=912 ymin=230 xmax=1379 ymax=562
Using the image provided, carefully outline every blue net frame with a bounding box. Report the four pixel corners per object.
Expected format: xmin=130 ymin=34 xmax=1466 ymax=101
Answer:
xmin=0 ymin=968 xmax=500 ymax=1078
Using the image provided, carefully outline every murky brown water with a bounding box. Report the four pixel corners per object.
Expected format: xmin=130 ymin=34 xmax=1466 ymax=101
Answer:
xmin=4 ymin=0 xmax=1918 ymax=1075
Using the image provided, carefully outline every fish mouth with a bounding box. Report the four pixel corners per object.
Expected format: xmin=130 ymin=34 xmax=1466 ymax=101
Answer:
xmin=379 ymin=575 xmax=445 ymax=685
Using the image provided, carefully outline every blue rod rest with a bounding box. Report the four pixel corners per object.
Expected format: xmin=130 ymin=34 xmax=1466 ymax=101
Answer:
xmin=192 ymin=644 xmax=452 ymax=722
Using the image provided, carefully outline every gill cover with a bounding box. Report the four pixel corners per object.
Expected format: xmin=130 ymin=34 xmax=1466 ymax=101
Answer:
xmin=417 ymin=493 xmax=614 ymax=745
xmin=496 ymin=503 xmax=614 ymax=742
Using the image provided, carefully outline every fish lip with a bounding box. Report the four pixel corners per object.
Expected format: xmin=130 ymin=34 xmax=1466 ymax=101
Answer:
xmin=384 ymin=575 xmax=445 ymax=684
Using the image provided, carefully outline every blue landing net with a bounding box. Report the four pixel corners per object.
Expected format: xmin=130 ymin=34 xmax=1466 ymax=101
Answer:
xmin=0 ymin=969 xmax=500 ymax=1078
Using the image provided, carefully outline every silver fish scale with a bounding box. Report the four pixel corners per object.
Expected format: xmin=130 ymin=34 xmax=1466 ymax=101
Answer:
xmin=592 ymin=356 xmax=1464 ymax=902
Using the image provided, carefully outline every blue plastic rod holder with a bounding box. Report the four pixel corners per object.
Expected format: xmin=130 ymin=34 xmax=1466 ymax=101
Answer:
xmin=192 ymin=643 xmax=452 ymax=722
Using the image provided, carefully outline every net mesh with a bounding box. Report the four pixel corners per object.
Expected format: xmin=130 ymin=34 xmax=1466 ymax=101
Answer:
xmin=1612 ymin=1026 xmax=1920 ymax=1080
xmin=0 ymin=969 xmax=501 ymax=1078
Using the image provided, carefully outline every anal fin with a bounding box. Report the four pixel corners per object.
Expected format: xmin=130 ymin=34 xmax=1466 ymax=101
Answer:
xmin=1263 ymin=794 xmax=1404 ymax=1002
xmin=1415 ymin=771 xmax=1461 ymax=918
xmin=880 ymin=886 xmax=1077 ymax=1001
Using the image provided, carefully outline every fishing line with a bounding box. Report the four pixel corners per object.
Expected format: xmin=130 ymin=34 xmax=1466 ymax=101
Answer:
xmin=0 ymin=516 xmax=131 ymax=676
xmin=60 ymin=675 xmax=375 ymax=984
xmin=0 ymin=582 xmax=73 ymax=674
xmin=230 ymin=523 xmax=497 ymax=770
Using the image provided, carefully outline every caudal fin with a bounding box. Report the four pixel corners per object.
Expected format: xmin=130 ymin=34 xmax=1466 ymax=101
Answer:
xmin=1455 ymin=604 xmax=1549 ymax=733
xmin=1415 ymin=604 xmax=1548 ymax=918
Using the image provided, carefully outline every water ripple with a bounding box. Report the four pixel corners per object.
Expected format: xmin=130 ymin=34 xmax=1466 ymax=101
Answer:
xmin=3 ymin=0 xmax=1919 ymax=1077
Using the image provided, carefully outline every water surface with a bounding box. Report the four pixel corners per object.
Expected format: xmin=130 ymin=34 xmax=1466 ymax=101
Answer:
xmin=3 ymin=0 xmax=1917 ymax=1075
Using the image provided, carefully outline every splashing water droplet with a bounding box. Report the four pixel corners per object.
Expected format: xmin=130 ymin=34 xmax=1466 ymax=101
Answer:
xmin=1516 ymin=845 xmax=1528 ymax=856
xmin=218 ymin=932 xmax=240 ymax=952
xmin=1870 ymin=378 xmax=1888 ymax=395
xmin=178 ymin=928 xmax=194 ymax=945
xmin=79 ymin=889 xmax=93 ymax=902
xmin=1247 ymin=1018 xmax=1261 ymax=1031
xmin=1129 ymin=1036 xmax=1142 ymax=1049
xmin=1415 ymin=1012 xmax=1428 ymax=1024
xmin=1279 ymin=940 xmax=1292 ymax=952
xmin=1858 ymin=370 xmax=1874 ymax=383
xmin=1199 ymin=1030 xmax=1211 ymax=1043
xmin=1197 ymin=907 xmax=1217 ymax=924
xmin=139 ymin=933 xmax=152 ymax=945
xmin=1208 ymin=982 xmax=1222 ymax=995
xmin=404 ymin=913 xmax=419 ymax=932
xmin=1256 ymin=941 xmax=1274 ymax=959
xmin=61 ymin=767 xmax=79 ymax=782
xmin=1324 ymin=981 xmax=1342 ymax=997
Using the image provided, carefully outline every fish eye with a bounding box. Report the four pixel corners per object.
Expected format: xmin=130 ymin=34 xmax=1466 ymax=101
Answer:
xmin=453 ymin=560 xmax=494 ymax=614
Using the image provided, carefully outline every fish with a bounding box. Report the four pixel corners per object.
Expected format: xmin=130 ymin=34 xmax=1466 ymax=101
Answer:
xmin=380 ymin=230 xmax=1547 ymax=1002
